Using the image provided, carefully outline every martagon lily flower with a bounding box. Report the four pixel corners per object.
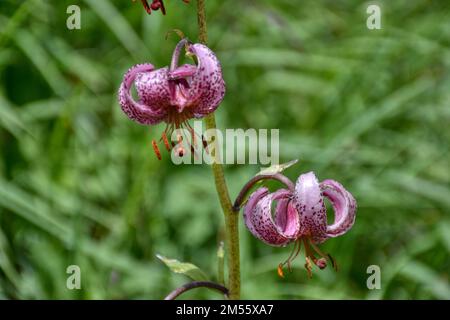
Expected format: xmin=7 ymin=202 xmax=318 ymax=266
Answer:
xmin=118 ymin=38 xmax=225 ymax=159
xmin=243 ymin=171 xmax=356 ymax=278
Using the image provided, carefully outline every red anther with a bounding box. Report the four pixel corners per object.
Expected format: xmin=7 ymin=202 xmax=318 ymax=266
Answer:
xmin=138 ymin=0 xmax=152 ymax=14
xmin=134 ymin=0 xmax=187 ymax=15
xmin=202 ymin=135 xmax=209 ymax=154
xmin=160 ymin=1 xmax=166 ymax=14
xmin=314 ymin=258 xmax=327 ymax=270
xmin=152 ymin=140 xmax=162 ymax=160
xmin=151 ymin=0 xmax=166 ymax=15
xmin=177 ymin=147 xmax=185 ymax=157
xmin=328 ymin=254 xmax=338 ymax=272
xmin=190 ymin=128 xmax=197 ymax=147
xmin=277 ymin=264 xmax=285 ymax=278
xmin=162 ymin=132 xmax=171 ymax=151
xmin=191 ymin=145 xmax=199 ymax=160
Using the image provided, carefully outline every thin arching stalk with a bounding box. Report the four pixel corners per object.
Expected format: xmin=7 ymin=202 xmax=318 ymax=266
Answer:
xmin=164 ymin=281 xmax=229 ymax=300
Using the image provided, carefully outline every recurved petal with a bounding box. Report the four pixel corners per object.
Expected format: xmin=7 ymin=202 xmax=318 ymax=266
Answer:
xmin=243 ymin=188 xmax=296 ymax=246
xmin=294 ymin=172 xmax=327 ymax=243
xmin=168 ymin=64 xmax=198 ymax=80
xmin=243 ymin=187 xmax=269 ymax=238
xmin=321 ymin=179 xmax=357 ymax=238
xmin=186 ymin=43 xmax=226 ymax=117
xmin=275 ymin=198 xmax=301 ymax=238
xmin=118 ymin=64 xmax=168 ymax=125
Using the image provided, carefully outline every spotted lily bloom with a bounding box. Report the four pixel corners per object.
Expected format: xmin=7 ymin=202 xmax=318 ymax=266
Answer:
xmin=118 ymin=38 xmax=225 ymax=158
xmin=243 ymin=172 xmax=356 ymax=278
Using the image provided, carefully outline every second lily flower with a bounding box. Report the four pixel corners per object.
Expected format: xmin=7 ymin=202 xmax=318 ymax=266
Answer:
xmin=243 ymin=171 xmax=357 ymax=278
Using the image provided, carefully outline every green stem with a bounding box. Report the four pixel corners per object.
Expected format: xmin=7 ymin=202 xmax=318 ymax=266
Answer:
xmin=196 ymin=0 xmax=240 ymax=300
xmin=196 ymin=0 xmax=208 ymax=44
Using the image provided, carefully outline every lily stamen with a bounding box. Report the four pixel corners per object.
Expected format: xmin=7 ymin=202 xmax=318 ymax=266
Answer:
xmin=327 ymin=254 xmax=338 ymax=272
xmin=304 ymin=256 xmax=313 ymax=279
xmin=309 ymin=239 xmax=338 ymax=272
xmin=161 ymin=131 xmax=171 ymax=151
xmin=277 ymin=239 xmax=302 ymax=277
xmin=288 ymin=239 xmax=303 ymax=272
xmin=302 ymin=238 xmax=324 ymax=275
xmin=152 ymin=139 xmax=162 ymax=160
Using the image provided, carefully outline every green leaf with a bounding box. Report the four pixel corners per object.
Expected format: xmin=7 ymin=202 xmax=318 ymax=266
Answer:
xmin=257 ymin=159 xmax=298 ymax=176
xmin=156 ymin=254 xmax=209 ymax=281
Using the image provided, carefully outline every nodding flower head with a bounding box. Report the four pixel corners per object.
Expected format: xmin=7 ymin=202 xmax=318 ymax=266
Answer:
xmin=135 ymin=0 xmax=190 ymax=15
xmin=118 ymin=38 xmax=225 ymax=159
xmin=243 ymin=171 xmax=356 ymax=278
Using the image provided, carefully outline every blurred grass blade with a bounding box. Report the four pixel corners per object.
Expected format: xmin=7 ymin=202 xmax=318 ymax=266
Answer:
xmin=83 ymin=0 xmax=149 ymax=60
xmin=0 ymin=0 xmax=33 ymax=48
xmin=0 ymin=227 xmax=20 ymax=289
xmin=438 ymin=222 xmax=450 ymax=253
xmin=0 ymin=93 xmax=30 ymax=138
xmin=47 ymin=38 xmax=109 ymax=91
xmin=386 ymin=172 xmax=450 ymax=209
xmin=399 ymin=260 xmax=450 ymax=299
xmin=14 ymin=29 xmax=70 ymax=96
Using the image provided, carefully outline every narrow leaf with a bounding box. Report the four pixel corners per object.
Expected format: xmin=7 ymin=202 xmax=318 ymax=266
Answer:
xmin=156 ymin=254 xmax=209 ymax=281
xmin=257 ymin=159 xmax=299 ymax=176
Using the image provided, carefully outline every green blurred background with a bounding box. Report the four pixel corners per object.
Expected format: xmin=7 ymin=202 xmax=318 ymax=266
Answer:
xmin=0 ymin=0 xmax=449 ymax=299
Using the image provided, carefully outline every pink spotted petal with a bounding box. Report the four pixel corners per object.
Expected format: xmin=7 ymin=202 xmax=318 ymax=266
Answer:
xmin=134 ymin=67 xmax=171 ymax=113
xmin=243 ymin=187 xmax=269 ymax=238
xmin=118 ymin=64 xmax=168 ymax=125
xmin=294 ymin=172 xmax=327 ymax=243
xmin=243 ymin=188 xmax=297 ymax=247
xmin=275 ymin=198 xmax=289 ymax=227
xmin=186 ymin=43 xmax=226 ymax=117
xmin=275 ymin=199 xmax=301 ymax=238
xmin=321 ymin=179 xmax=357 ymax=237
